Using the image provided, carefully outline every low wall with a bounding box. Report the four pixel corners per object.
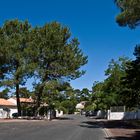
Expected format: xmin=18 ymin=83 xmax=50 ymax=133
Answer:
xmin=56 ymin=110 xmax=63 ymax=117
xmin=107 ymin=111 xmax=124 ymax=120
xmin=107 ymin=110 xmax=140 ymax=120
xmin=124 ymin=111 xmax=140 ymax=120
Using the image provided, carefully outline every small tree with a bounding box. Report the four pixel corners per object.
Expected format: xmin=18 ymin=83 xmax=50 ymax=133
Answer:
xmin=92 ymin=57 xmax=129 ymax=110
xmin=121 ymin=46 xmax=140 ymax=108
xmin=0 ymin=88 xmax=9 ymax=99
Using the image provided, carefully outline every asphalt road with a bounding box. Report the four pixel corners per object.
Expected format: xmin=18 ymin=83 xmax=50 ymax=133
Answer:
xmin=0 ymin=115 xmax=106 ymax=140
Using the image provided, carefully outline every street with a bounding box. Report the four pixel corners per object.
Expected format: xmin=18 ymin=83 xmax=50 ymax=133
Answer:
xmin=0 ymin=115 xmax=106 ymax=140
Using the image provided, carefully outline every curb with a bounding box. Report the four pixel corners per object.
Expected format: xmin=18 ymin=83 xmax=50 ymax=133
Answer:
xmin=96 ymin=120 xmax=114 ymax=140
xmin=103 ymin=128 xmax=112 ymax=137
xmin=103 ymin=128 xmax=115 ymax=140
xmin=0 ymin=119 xmax=44 ymax=123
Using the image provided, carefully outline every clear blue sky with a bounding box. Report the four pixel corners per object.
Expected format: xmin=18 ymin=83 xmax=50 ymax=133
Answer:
xmin=1 ymin=0 xmax=140 ymax=91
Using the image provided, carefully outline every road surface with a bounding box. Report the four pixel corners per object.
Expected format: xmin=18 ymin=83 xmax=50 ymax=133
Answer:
xmin=0 ymin=115 xmax=106 ymax=140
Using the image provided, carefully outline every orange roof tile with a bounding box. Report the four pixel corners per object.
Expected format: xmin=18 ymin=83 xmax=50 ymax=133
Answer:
xmin=19 ymin=98 xmax=33 ymax=103
xmin=10 ymin=97 xmax=34 ymax=103
xmin=0 ymin=98 xmax=15 ymax=106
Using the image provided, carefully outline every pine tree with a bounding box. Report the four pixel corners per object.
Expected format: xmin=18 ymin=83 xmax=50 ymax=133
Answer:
xmin=0 ymin=20 xmax=32 ymax=116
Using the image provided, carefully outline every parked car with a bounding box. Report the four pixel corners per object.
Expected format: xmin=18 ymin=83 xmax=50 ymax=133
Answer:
xmin=81 ymin=110 xmax=86 ymax=115
xmin=85 ymin=110 xmax=97 ymax=117
xmin=12 ymin=113 xmax=18 ymax=118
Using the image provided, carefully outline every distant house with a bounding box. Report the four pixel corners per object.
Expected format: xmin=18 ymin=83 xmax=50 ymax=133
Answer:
xmin=76 ymin=101 xmax=86 ymax=110
xmin=7 ymin=97 xmax=34 ymax=116
xmin=0 ymin=98 xmax=17 ymax=118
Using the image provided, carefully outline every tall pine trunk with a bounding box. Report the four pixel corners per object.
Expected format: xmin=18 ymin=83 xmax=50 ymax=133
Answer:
xmin=37 ymin=86 xmax=43 ymax=108
xmin=15 ymin=75 xmax=21 ymax=116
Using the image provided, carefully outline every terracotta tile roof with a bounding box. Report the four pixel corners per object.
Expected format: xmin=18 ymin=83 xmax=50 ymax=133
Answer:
xmin=9 ymin=97 xmax=34 ymax=103
xmin=19 ymin=98 xmax=33 ymax=103
xmin=0 ymin=98 xmax=15 ymax=106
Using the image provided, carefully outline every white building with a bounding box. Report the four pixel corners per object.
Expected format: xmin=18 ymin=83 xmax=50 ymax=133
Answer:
xmin=76 ymin=101 xmax=86 ymax=112
xmin=0 ymin=98 xmax=17 ymax=118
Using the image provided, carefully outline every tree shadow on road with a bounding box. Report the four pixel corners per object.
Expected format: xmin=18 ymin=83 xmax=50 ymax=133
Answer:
xmin=105 ymin=131 xmax=140 ymax=140
xmin=103 ymin=120 xmax=140 ymax=140
xmin=55 ymin=117 xmax=74 ymax=120
xmin=103 ymin=120 xmax=140 ymax=129
xmin=79 ymin=120 xmax=140 ymax=140
xmin=79 ymin=121 xmax=100 ymax=128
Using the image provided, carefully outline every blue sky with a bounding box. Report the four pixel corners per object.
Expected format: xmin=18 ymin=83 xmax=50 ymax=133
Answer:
xmin=0 ymin=0 xmax=140 ymax=91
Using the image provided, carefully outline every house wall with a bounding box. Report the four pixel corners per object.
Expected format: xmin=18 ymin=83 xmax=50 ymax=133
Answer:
xmin=0 ymin=106 xmax=17 ymax=118
xmin=10 ymin=108 xmax=18 ymax=118
xmin=0 ymin=108 xmax=7 ymax=118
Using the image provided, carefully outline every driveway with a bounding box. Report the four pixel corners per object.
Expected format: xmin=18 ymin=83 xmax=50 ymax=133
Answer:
xmin=0 ymin=115 xmax=106 ymax=140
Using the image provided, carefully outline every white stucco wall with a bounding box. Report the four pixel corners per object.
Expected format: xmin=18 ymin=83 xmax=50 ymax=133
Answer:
xmin=109 ymin=112 xmax=124 ymax=120
xmin=10 ymin=108 xmax=18 ymax=118
xmin=56 ymin=110 xmax=63 ymax=117
xmin=0 ymin=107 xmax=17 ymax=118
xmin=0 ymin=108 xmax=7 ymax=118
